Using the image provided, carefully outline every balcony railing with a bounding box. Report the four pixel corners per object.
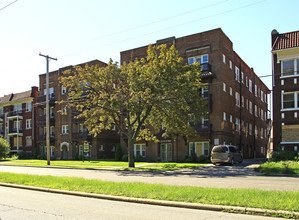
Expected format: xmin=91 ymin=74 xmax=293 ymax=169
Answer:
xmin=7 ymin=111 xmax=23 ymax=118
xmin=72 ymin=131 xmax=92 ymax=141
xmin=201 ymin=63 xmax=212 ymax=72
xmin=8 ymin=128 xmax=23 ymax=135
xmin=37 ymin=94 xmax=56 ymax=105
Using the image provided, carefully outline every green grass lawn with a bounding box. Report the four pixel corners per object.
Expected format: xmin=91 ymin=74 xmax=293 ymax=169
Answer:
xmin=255 ymin=161 xmax=299 ymax=175
xmin=0 ymin=159 xmax=206 ymax=171
xmin=0 ymin=172 xmax=298 ymax=213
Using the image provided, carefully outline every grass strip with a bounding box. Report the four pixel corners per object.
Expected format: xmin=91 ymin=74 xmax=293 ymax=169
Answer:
xmin=255 ymin=161 xmax=299 ymax=175
xmin=0 ymin=160 xmax=206 ymax=171
xmin=0 ymin=172 xmax=298 ymax=212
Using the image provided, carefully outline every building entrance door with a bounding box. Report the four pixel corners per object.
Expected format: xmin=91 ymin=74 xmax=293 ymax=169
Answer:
xmin=161 ymin=143 xmax=172 ymax=162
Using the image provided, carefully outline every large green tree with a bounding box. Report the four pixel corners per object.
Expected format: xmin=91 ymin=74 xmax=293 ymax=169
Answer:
xmin=60 ymin=44 xmax=207 ymax=167
xmin=0 ymin=138 xmax=10 ymax=160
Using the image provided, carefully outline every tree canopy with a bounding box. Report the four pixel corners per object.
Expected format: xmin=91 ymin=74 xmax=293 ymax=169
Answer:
xmin=60 ymin=44 xmax=207 ymax=167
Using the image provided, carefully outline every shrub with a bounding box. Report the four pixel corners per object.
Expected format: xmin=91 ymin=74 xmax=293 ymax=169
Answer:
xmin=0 ymin=138 xmax=10 ymax=160
xmin=17 ymin=152 xmax=33 ymax=159
xmin=271 ymin=150 xmax=298 ymax=162
xmin=77 ymin=155 xmax=85 ymax=161
xmin=198 ymin=155 xmax=209 ymax=163
xmin=114 ymin=144 xmax=123 ymax=161
xmin=134 ymin=154 xmax=145 ymax=162
xmin=122 ymin=154 xmax=128 ymax=162
xmin=190 ymin=149 xmax=198 ymax=162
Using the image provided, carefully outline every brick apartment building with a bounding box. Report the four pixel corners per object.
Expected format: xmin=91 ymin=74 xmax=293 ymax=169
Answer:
xmin=0 ymin=87 xmax=38 ymax=154
xmin=121 ymin=28 xmax=270 ymax=161
xmin=271 ymin=29 xmax=299 ymax=152
xmin=36 ymin=60 xmax=119 ymax=160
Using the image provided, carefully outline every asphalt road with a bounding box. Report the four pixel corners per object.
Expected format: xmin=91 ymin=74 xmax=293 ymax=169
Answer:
xmin=0 ymin=186 xmax=285 ymax=220
xmin=0 ymin=163 xmax=298 ymax=191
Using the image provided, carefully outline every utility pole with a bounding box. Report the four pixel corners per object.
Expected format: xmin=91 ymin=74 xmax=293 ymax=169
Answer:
xmin=39 ymin=53 xmax=57 ymax=165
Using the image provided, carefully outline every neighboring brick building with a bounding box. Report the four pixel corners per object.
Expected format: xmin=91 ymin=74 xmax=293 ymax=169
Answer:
xmin=271 ymin=29 xmax=299 ymax=152
xmin=0 ymin=87 xmax=38 ymax=155
xmin=121 ymin=28 xmax=270 ymax=161
xmin=36 ymin=60 xmax=119 ymax=160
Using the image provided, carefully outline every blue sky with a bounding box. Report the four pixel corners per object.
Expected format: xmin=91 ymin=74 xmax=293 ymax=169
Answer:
xmin=0 ymin=0 xmax=298 ymax=97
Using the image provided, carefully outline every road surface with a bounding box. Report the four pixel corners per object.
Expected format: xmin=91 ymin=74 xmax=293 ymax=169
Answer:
xmin=0 ymin=186 xmax=285 ymax=220
xmin=0 ymin=164 xmax=298 ymax=191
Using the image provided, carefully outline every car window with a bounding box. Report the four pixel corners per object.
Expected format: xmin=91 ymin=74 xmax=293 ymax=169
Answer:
xmin=212 ymin=146 xmax=228 ymax=153
xmin=229 ymin=146 xmax=236 ymax=152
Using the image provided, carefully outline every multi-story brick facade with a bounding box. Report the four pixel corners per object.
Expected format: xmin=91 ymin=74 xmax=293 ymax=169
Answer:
xmin=271 ymin=29 xmax=299 ymax=152
xmin=36 ymin=60 xmax=120 ymax=160
xmin=121 ymin=28 xmax=270 ymax=161
xmin=0 ymin=87 xmax=38 ymax=155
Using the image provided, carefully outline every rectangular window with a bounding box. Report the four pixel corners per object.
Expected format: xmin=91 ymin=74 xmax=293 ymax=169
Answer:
xmin=26 ymin=119 xmax=32 ymax=129
xmin=189 ymin=142 xmax=209 ymax=156
xmin=222 ymin=54 xmax=226 ymax=63
xmin=26 ymin=136 xmax=32 ymax=146
xmin=223 ymin=112 xmax=226 ymax=121
xmin=14 ymin=104 xmax=22 ymax=113
xmin=255 ymin=85 xmax=258 ymax=97
xmin=62 ymin=125 xmax=69 ymax=134
xmin=241 ymin=96 xmax=245 ymax=107
xmin=261 ymin=91 xmax=264 ymax=102
xmin=241 ymin=72 xmax=244 ymax=83
xmin=230 ymin=115 xmax=233 ymax=123
xmin=235 ymin=66 xmax=240 ymax=82
xmin=235 ymin=92 xmax=240 ymax=107
xmin=223 ymin=83 xmax=226 ymax=92
xmin=44 ymin=87 xmax=54 ymax=98
xmin=249 ymin=101 xmax=253 ymax=114
xmin=79 ymin=124 xmax=86 ymax=133
xmin=235 ymin=118 xmax=240 ymax=132
xmin=282 ymin=60 xmax=295 ymax=76
xmin=229 ymin=60 xmax=232 ymax=69
xmin=230 ymin=87 xmax=233 ymax=96
xmin=134 ymin=144 xmax=146 ymax=157
xmin=61 ymin=85 xmax=67 ymax=94
xmin=188 ymin=54 xmax=209 ymax=65
xmin=249 ymin=123 xmax=252 ymax=135
xmin=255 ymin=105 xmax=258 ymax=117
xmin=282 ymin=92 xmax=299 ymax=109
xmin=26 ymin=102 xmax=32 ymax=112
xmin=249 ymin=80 xmax=252 ymax=93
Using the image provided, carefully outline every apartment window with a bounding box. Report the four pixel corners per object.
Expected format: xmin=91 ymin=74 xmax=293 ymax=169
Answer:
xmin=62 ymin=125 xmax=69 ymax=134
xmin=188 ymin=54 xmax=209 ymax=65
xmin=50 ymin=107 xmax=54 ymax=118
xmin=230 ymin=115 xmax=233 ymax=123
xmin=255 ymin=85 xmax=258 ymax=97
xmin=249 ymin=80 xmax=252 ymax=92
xmin=255 ymin=105 xmax=258 ymax=117
xmin=79 ymin=124 xmax=86 ymax=133
xmin=14 ymin=120 xmax=22 ymax=130
xmin=14 ymin=104 xmax=22 ymax=113
xmin=229 ymin=60 xmax=232 ymax=69
xmin=26 ymin=102 xmax=32 ymax=112
xmin=249 ymin=123 xmax=252 ymax=135
xmin=246 ymin=76 xmax=248 ymax=87
xmin=98 ymin=145 xmax=104 ymax=151
xmin=134 ymin=143 xmax=146 ymax=157
xmin=235 ymin=66 xmax=240 ymax=82
xmin=235 ymin=92 xmax=240 ymax=107
xmin=249 ymin=101 xmax=253 ymax=114
xmin=255 ymin=126 xmax=258 ymax=138
xmin=50 ymin=126 xmax=55 ymax=137
xmin=200 ymin=86 xmax=208 ymax=98
xmin=26 ymin=119 xmax=32 ymax=129
xmin=222 ymin=54 xmax=226 ymax=63
xmin=241 ymin=96 xmax=245 ymax=107
xmin=223 ymin=112 xmax=226 ymax=121
xmin=241 ymin=121 xmax=245 ymax=132
xmin=281 ymin=59 xmax=299 ymax=76
xmin=261 ymin=91 xmax=264 ymax=102
xmin=223 ymin=83 xmax=226 ymax=92
xmin=230 ymin=87 xmax=233 ymax=96
xmin=26 ymin=136 xmax=32 ymax=146
xmin=44 ymin=87 xmax=54 ymax=98
xmin=189 ymin=142 xmax=209 ymax=156
xmin=261 ymin=109 xmax=264 ymax=120
xmin=62 ymin=106 xmax=67 ymax=115
xmin=264 ymin=94 xmax=267 ymax=103
xmin=241 ymin=72 xmax=244 ymax=83
xmin=282 ymin=92 xmax=299 ymax=109
xmin=235 ymin=118 xmax=240 ymax=132
xmin=61 ymin=85 xmax=67 ymax=94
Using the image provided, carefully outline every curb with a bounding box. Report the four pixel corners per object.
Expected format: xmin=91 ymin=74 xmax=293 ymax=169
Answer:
xmin=1 ymin=182 xmax=298 ymax=218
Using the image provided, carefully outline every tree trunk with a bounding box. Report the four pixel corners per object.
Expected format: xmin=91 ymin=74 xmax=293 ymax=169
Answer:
xmin=127 ymin=130 xmax=135 ymax=168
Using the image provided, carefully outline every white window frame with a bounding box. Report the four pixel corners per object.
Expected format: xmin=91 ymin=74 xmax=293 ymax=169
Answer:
xmin=26 ymin=119 xmax=32 ymax=129
xmin=235 ymin=66 xmax=240 ymax=82
xmin=223 ymin=83 xmax=226 ymax=92
xmin=282 ymin=91 xmax=299 ymax=110
xmin=249 ymin=80 xmax=252 ymax=93
xmin=134 ymin=143 xmax=146 ymax=157
xmin=223 ymin=112 xmax=226 ymax=121
xmin=61 ymin=85 xmax=67 ymax=94
xmin=62 ymin=125 xmax=69 ymax=134
xmin=229 ymin=60 xmax=232 ymax=69
xmin=222 ymin=54 xmax=226 ymax=63
xmin=281 ymin=59 xmax=299 ymax=77
xmin=188 ymin=54 xmax=209 ymax=65
xmin=188 ymin=142 xmax=209 ymax=156
xmin=26 ymin=102 xmax=32 ymax=112
xmin=235 ymin=92 xmax=240 ymax=107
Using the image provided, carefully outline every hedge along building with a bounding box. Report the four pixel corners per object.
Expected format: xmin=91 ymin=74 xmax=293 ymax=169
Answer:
xmin=36 ymin=60 xmax=120 ymax=160
xmin=120 ymin=28 xmax=270 ymax=162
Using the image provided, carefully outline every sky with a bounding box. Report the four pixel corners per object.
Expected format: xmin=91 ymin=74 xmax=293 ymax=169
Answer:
xmin=0 ymin=0 xmax=298 ymax=97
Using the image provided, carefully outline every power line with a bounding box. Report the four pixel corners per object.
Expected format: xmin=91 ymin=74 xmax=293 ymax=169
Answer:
xmin=0 ymin=0 xmax=18 ymax=11
xmin=58 ymin=0 xmax=267 ymax=59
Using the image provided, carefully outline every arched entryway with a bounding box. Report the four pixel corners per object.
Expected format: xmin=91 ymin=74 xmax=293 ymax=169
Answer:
xmin=60 ymin=142 xmax=69 ymax=160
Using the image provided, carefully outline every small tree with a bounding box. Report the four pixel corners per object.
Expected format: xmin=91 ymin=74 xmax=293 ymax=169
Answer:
xmin=60 ymin=44 xmax=206 ymax=167
xmin=0 ymin=138 xmax=10 ymax=160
